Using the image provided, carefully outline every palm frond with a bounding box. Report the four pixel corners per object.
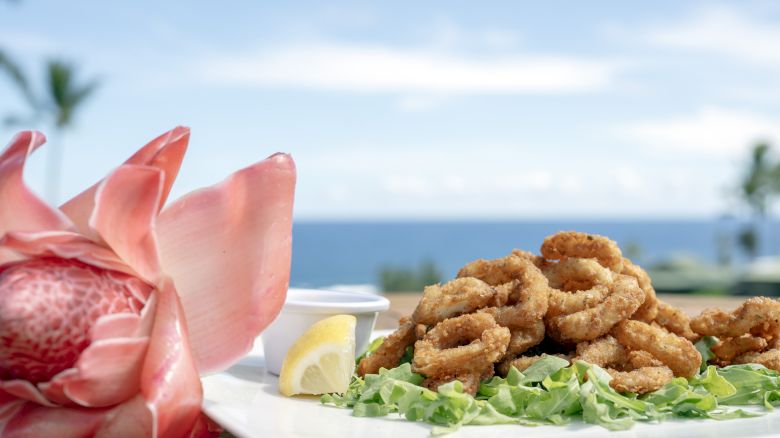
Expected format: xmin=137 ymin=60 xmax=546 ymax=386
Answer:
xmin=45 ymin=59 xmax=99 ymax=128
xmin=0 ymin=49 xmax=38 ymax=110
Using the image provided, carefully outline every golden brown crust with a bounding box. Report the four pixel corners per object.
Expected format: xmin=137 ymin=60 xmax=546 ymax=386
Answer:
xmin=540 ymin=231 xmax=624 ymax=272
xmin=357 ymin=321 xmax=417 ymax=376
xmin=621 ymin=258 xmax=658 ymax=322
xmin=607 ymin=366 xmax=673 ymax=394
xmin=412 ymin=277 xmax=504 ymax=326
xmin=547 ymin=274 xmax=645 ymax=343
xmin=711 ymin=335 xmax=768 ymax=362
xmin=412 ymin=313 xmax=510 ymax=377
xmin=653 ymin=301 xmax=698 ymax=341
xmin=691 ymin=297 xmax=780 ymax=338
xmin=612 ymin=320 xmax=701 ymax=378
xmin=733 ymin=349 xmax=780 ymax=371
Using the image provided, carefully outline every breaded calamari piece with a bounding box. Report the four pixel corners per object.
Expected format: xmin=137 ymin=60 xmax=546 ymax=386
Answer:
xmin=733 ymin=349 xmax=780 ymax=372
xmin=606 ymin=366 xmax=673 ymax=394
xmin=547 ymin=274 xmax=645 ymax=343
xmin=540 ymin=231 xmax=624 ymax=272
xmin=711 ymin=335 xmax=768 ymax=362
xmin=543 ymin=257 xmax=613 ymax=292
xmin=691 ymin=297 xmax=780 ymax=338
xmin=576 ymin=336 xmax=672 ymax=394
xmin=478 ymin=262 xmax=550 ymax=329
xmin=413 ymin=313 xmax=510 ymax=378
xmin=506 ymin=319 xmax=546 ymax=356
xmin=412 ymin=277 xmax=505 ymax=326
xmin=621 ymin=258 xmax=658 ymax=322
xmin=612 ymin=320 xmax=701 ymax=378
xmin=457 ymin=253 xmax=536 ymax=286
xmin=653 ymin=300 xmax=698 ymax=341
xmin=357 ymin=320 xmax=417 ymax=376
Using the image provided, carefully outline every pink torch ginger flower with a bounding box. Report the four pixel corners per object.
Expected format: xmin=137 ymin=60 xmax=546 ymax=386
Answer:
xmin=0 ymin=128 xmax=296 ymax=437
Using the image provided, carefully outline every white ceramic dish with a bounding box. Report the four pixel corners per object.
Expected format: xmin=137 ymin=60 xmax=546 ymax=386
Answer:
xmin=203 ymin=331 xmax=780 ymax=438
xmin=262 ymin=288 xmax=389 ymax=375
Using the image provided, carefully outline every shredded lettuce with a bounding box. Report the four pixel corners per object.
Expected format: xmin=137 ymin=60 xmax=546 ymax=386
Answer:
xmin=323 ymin=354 xmax=780 ymax=435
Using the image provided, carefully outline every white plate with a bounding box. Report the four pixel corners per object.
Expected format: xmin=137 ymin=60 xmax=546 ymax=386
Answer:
xmin=202 ymin=332 xmax=780 ymax=438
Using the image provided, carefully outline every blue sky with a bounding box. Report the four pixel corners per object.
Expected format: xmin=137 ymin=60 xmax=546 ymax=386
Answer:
xmin=1 ymin=1 xmax=780 ymax=219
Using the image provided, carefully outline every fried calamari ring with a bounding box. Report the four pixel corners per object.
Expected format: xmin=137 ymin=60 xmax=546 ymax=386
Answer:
xmin=625 ymin=350 xmax=663 ymax=368
xmin=411 ymin=277 xmax=505 ymax=326
xmin=606 ymin=366 xmax=673 ymax=394
xmin=575 ymin=335 xmax=626 ymax=365
xmin=357 ymin=320 xmax=418 ymax=376
xmin=543 ymin=257 xmax=613 ymax=292
xmin=612 ymin=320 xmax=701 ymax=378
xmin=547 ymin=274 xmax=645 ymax=343
xmin=547 ymin=285 xmax=611 ymax=318
xmin=507 ymin=319 xmax=546 ymax=356
xmin=621 ymin=258 xmax=658 ymax=322
xmin=497 ymin=353 xmax=571 ymax=376
xmin=733 ymin=349 xmax=780 ymax=372
xmin=457 ymin=253 xmax=534 ymax=286
xmin=575 ymin=336 xmax=672 ymax=394
xmin=412 ymin=313 xmax=510 ymax=377
xmin=544 ymin=258 xmax=614 ymax=320
xmin=510 ymin=249 xmax=547 ymax=268
xmin=540 ymin=231 xmax=623 ymax=272
xmin=711 ymin=335 xmax=768 ymax=362
xmin=478 ymin=262 xmax=550 ymax=329
xmin=653 ymin=300 xmax=698 ymax=341
xmin=691 ymin=297 xmax=780 ymax=338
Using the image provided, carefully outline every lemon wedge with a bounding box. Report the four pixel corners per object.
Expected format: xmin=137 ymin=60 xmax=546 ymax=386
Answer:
xmin=278 ymin=314 xmax=356 ymax=396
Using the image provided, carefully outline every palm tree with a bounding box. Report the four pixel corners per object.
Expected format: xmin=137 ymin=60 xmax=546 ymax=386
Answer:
xmin=0 ymin=50 xmax=38 ymax=125
xmin=0 ymin=51 xmax=98 ymax=203
xmin=737 ymin=143 xmax=780 ymax=258
xmin=43 ymin=60 xmax=99 ymax=202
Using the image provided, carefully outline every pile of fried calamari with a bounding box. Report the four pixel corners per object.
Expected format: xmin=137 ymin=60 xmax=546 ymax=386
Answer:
xmin=357 ymin=231 xmax=780 ymax=395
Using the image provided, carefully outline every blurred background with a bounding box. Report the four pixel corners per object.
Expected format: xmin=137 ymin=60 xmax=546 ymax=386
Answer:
xmin=2 ymin=1 xmax=780 ymax=296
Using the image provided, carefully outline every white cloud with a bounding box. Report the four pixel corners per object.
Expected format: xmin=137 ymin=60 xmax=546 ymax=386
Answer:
xmin=611 ymin=166 xmax=643 ymax=193
xmin=427 ymin=19 xmax=521 ymax=51
xmin=620 ymin=107 xmax=780 ymax=156
xmin=395 ymin=95 xmax=447 ymax=112
xmin=198 ymin=42 xmax=618 ymax=94
xmin=645 ymin=6 xmax=780 ymax=67
xmin=290 ymin=142 xmax=731 ymax=220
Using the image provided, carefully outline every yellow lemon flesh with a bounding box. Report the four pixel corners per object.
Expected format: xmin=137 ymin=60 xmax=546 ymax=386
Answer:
xmin=278 ymin=314 xmax=356 ymax=396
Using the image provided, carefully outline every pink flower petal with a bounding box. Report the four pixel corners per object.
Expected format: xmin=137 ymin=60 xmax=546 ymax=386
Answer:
xmin=0 ymin=131 xmax=72 ymax=236
xmin=90 ymin=313 xmax=144 ymax=341
xmin=157 ymin=153 xmax=296 ymax=373
xmin=38 ymin=369 xmax=79 ymax=406
xmin=0 ymin=231 xmax=138 ymax=280
xmin=0 ymin=391 xmax=24 ymax=424
xmin=60 ymin=127 xmax=189 ymax=238
xmin=0 ymin=380 xmax=57 ymax=407
xmin=141 ymin=277 xmax=202 ymax=437
xmin=89 ymin=165 xmax=164 ymax=285
xmin=63 ymin=337 xmax=150 ymax=408
xmin=1 ymin=402 xmax=110 ymax=438
xmin=3 ymin=282 xmax=201 ymax=437
xmin=0 ymin=247 xmax=23 ymax=267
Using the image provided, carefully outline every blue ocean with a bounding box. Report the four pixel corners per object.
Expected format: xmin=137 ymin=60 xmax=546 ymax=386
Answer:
xmin=290 ymin=220 xmax=780 ymax=289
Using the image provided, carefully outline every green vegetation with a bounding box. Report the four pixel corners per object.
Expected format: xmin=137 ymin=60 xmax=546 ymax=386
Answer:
xmin=379 ymin=259 xmax=442 ymax=292
xmin=324 ymin=344 xmax=780 ymax=435
xmin=737 ymin=143 xmax=780 ymax=259
xmin=0 ymin=50 xmax=99 ymax=202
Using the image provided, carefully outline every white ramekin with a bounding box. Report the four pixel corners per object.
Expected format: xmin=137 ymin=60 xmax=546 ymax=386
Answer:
xmin=262 ymin=288 xmax=390 ymax=375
